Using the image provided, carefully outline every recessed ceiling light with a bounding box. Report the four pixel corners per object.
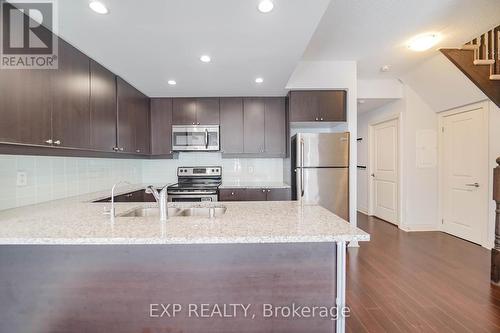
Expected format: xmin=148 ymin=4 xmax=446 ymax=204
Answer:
xmin=167 ymin=80 xmax=176 ymax=85
xmin=258 ymin=0 xmax=274 ymax=13
xmin=255 ymin=77 xmax=264 ymax=84
xmin=407 ymin=33 xmax=439 ymax=52
xmin=380 ymin=65 xmax=391 ymax=72
xmin=89 ymin=1 xmax=109 ymax=14
xmin=200 ymin=55 xmax=211 ymax=63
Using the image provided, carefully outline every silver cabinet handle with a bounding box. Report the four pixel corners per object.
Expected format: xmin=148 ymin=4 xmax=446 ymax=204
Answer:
xmin=315 ymin=117 xmax=319 ymax=121
xmin=262 ymin=189 xmax=266 ymax=193
xmin=197 ymin=122 xmax=200 ymax=125
xmin=113 ymin=147 xmax=119 ymax=151
xmin=465 ymin=183 xmax=480 ymax=188
xmin=300 ymin=138 xmax=305 ymax=197
xmin=119 ymin=147 xmax=124 ymax=151
xmin=53 ymin=140 xmax=61 ymax=145
xmin=231 ymin=192 xmax=234 ymax=195
xmin=320 ymin=118 xmax=324 ymax=121
xmin=136 ymin=149 xmax=141 ymax=153
xmin=205 ymin=129 xmax=209 ymax=149
xmin=45 ymin=139 xmax=53 ymax=145
xmin=267 ymin=189 xmax=271 ymax=192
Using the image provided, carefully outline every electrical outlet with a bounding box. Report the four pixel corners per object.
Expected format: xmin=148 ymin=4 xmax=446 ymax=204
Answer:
xmin=248 ymin=166 xmax=254 ymax=174
xmin=16 ymin=171 xmax=27 ymax=187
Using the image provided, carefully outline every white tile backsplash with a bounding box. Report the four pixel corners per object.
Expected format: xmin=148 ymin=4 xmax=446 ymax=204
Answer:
xmin=142 ymin=153 xmax=284 ymax=185
xmin=0 ymin=155 xmax=143 ymax=211
xmin=0 ymin=152 xmax=284 ymax=210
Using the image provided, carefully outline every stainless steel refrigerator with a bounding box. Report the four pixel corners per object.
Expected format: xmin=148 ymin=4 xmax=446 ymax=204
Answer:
xmin=291 ymin=132 xmax=349 ymax=221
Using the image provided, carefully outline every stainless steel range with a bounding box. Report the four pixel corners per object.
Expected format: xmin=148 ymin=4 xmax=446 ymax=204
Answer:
xmin=167 ymin=166 xmax=222 ymax=202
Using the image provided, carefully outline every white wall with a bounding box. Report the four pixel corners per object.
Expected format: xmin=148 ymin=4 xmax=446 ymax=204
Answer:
xmin=142 ymin=153 xmax=283 ymax=185
xmin=357 ymin=85 xmax=438 ymax=230
xmin=402 ymin=53 xmax=486 ymax=112
xmin=488 ymin=102 xmax=500 ymax=248
xmin=358 ymin=79 xmax=403 ymax=99
xmin=0 ymin=155 xmax=142 ymax=210
xmin=286 ymin=60 xmax=358 ymax=227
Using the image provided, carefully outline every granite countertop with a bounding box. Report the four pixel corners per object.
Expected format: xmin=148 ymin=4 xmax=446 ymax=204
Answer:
xmin=0 ymin=185 xmax=369 ymax=245
xmin=219 ymin=181 xmax=291 ymax=189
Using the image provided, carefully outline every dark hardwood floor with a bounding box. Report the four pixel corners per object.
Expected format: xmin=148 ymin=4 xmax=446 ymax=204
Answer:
xmin=347 ymin=213 xmax=500 ymax=333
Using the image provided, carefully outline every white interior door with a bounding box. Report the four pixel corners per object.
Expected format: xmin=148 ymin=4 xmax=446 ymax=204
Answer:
xmin=441 ymin=106 xmax=487 ymax=244
xmin=371 ymin=119 xmax=399 ymax=224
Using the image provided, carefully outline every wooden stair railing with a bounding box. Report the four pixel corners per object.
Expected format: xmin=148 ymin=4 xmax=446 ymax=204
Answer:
xmin=441 ymin=25 xmax=500 ymax=107
xmin=492 ymin=157 xmax=500 ymax=285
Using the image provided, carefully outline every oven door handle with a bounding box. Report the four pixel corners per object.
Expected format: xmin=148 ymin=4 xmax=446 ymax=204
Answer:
xmin=168 ymin=191 xmax=218 ymax=195
xmin=205 ymin=129 xmax=209 ymax=149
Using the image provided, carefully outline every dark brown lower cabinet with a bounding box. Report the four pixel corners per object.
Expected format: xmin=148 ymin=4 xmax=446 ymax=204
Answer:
xmin=219 ymin=188 xmax=291 ymax=202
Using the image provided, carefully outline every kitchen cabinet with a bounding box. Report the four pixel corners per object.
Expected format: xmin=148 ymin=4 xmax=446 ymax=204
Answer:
xmin=222 ymin=97 xmax=286 ymax=157
xmin=219 ymin=188 xmax=291 ymax=201
xmin=289 ymin=90 xmax=346 ymax=122
xmin=51 ymin=39 xmax=91 ymax=149
xmin=243 ymin=98 xmax=265 ymax=154
xmin=172 ymin=98 xmax=219 ymax=125
xmin=150 ymin=98 xmax=173 ymax=156
xmin=220 ymin=98 xmax=244 ymax=154
xmin=90 ymin=60 xmax=117 ymax=152
xmin=264 ymin=97 xmax=286 ymax=155
xmin=117 ymin=78 xmax=150 ymax=154
xmin=0 ymin=65 xmax=52 ymax=146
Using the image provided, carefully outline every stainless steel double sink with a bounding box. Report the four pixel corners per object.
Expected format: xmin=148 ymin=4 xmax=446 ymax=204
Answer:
xmin=119 ymin=207 xmax=227 ymax=218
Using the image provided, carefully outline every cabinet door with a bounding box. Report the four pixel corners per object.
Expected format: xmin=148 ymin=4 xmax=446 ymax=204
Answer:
xmin=172 ymin=98 xmax=197 ymax=125
xmin=242 ymin=189 xmax=268 ymax=201
xmin=150 ymin=98 xmax=173 ymax=155
xmin=264 ymin=97 xmax=286 ymax=155
xmin=134 ymin=94 xmax=150 ymax=154
xmin=0 ymin=67 xmax=52 ymax=145
xmin=243 ymin=98 xmax=265 ymax=154
xmin=318 ymin=90 xmax=346 ymax=121
xmin=196 ymin=98 xmax=219 ymax=125
xmin=117 ymin=78 xmax=136 ymax=153
xmin=266 ymin=188 xmax=291 ymax=201
xmin=51 ymin=39 xmax=91 ymax=149
xmin=289 ymin=91 xmax=318 ymax=122
xmin=90 ymin=60 xmax=117 ymax=152
xmin=220 ymin=98 xmax=244 ymax=154
xmin=219 ymin=189 xmax=242 ymax=201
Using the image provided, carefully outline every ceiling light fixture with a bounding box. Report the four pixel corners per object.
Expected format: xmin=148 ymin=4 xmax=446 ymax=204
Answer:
xmin=407 ymin=33 xmax=439 ymax=52
xmin=258 ymin=0 xmax=274 ymax=13
xmin=255 ymin=77 xmax=264 ymax=84
xmin=380 ymin=65 xmax=391 ymax=72
xmin=167 ymin=80 xmax=176 ymax=85
xmin=89 ymin=1 xmax=109 ymax=14
xmin=200 ymin=55 xmax=211 ymax=63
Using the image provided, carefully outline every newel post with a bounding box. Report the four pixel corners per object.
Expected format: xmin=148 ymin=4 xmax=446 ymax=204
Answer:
xmin=492 ymin=157 xmax=500 ymax=284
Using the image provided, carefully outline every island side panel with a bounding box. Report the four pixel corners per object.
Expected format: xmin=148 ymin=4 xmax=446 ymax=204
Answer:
xmin=0 ymin=243 xmax=337 ymax=333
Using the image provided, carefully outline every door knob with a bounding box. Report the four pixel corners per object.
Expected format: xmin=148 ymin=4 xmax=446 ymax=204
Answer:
xmin=465 ymin=183 xmax=480 ymax=188
xmin=371 ymin=173 xmax=375 ymax=177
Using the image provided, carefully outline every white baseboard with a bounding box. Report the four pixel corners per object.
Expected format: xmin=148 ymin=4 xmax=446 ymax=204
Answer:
xmin=399 ymin=224 xmax=438 ymax=232
xmin=357 ymin=208 xmax=369 ymax=215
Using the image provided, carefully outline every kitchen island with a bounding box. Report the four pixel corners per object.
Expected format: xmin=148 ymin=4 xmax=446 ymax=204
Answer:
xmin=0 ymin=186 xmax=368 ymax=333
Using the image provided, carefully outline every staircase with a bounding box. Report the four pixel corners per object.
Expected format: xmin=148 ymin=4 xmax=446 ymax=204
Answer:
xmin=441 ymin=25 xmax=500 ymax=107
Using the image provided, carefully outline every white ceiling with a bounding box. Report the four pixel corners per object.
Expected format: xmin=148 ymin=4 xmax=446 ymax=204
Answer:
xmin=303 ymin=0 xmax=500 ymax=79
xmin=56 ymin=0 xmax=330 ymax=97
xmin=357 ymin=98 xmax=398 ymax=114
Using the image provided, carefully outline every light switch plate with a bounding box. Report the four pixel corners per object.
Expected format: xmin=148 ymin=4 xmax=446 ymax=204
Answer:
xmin=16 ymin=171 xmax=28 ymax=187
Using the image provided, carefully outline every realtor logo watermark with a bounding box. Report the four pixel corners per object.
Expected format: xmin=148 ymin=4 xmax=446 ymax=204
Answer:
xmin=1 ymin=0 xmax=58 ymax=69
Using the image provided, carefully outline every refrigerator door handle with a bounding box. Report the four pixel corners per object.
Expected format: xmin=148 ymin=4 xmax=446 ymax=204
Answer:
xmin=300 ymin=138 xmax=305 ymax=197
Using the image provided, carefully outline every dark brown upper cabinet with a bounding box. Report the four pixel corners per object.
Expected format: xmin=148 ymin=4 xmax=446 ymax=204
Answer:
xmin=264 ymin=97 xmax=286 ymax=155
xmin=51 ymin=39 xmax=91 ymax=149
xmin=117 ymin=78 xmax=150 ymax=155
xmin=134 ymin=93 xmax=150 ymax=155
xmin=150 ymin=98 xmax=173 ymax=156
xmin=172 ymin=98 xmax=220 ymax=125
xmin=243 ymin=98 xmax=265 ymax=154
xmin=90 ymin=60 xmax=117 ymax=152
xmin=0 ymin=65 xmax=52 ymax=146
xmin=221 ymin=97 xmax=287 ymax=157
xmin=289 ymin=90 xmax=346 ymax=122
xmin=220 ymin=98 xmax=244 ymax=154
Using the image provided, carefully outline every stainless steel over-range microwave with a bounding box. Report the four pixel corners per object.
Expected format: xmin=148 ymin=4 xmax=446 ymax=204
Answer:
xmin=171 ymin=125 xmax=220 ymax=151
